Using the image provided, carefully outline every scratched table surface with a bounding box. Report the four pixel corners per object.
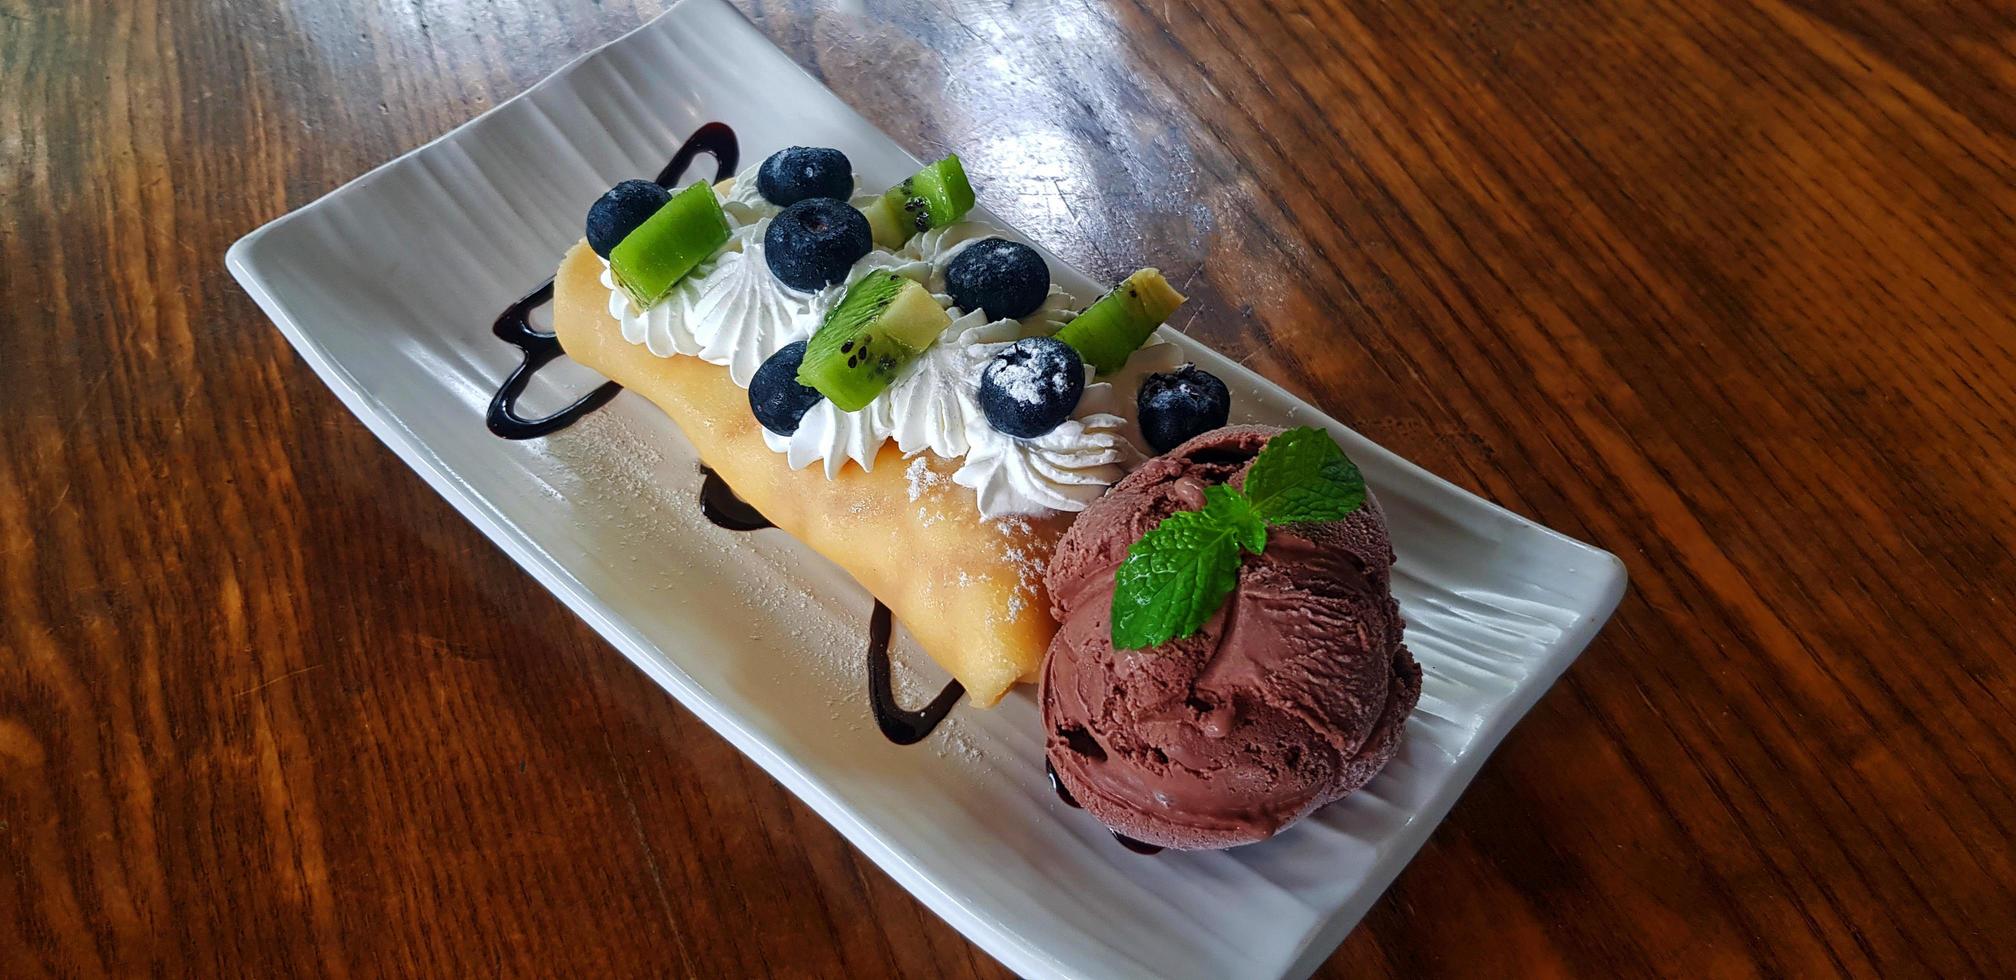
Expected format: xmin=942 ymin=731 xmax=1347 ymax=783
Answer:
xmin=5 ymin=0 xmax=2014 ymax=975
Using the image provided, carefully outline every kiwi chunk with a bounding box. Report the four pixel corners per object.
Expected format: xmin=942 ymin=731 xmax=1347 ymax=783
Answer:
xmin=862 ymin=154 xmax=977 ymax=249
xmin=798 ymin=270 xmax=953 ymax=411
xmin=1054 ymin=268 xmax=1187 ymax=374
xmin=609 ymin=180 xmax=731 ymax=310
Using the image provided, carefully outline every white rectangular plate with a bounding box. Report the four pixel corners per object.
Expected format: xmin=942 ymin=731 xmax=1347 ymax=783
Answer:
xmin=227 ymin=2 xmax=1626 ymax=977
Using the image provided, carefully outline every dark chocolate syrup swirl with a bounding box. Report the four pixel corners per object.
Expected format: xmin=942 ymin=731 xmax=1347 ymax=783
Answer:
xmin=485 ymin=122 xmax=740 ymax=438
xmin=696 ymin=466 xmax=962 ymax=744
xmin=697 ymin=466 xmax=774 ymax=531
xmin=1113 ymin=834 xmax=1164 ymax=855
xmin=864 ymin=601 xmax=966 ymax=745
xmin=1047 ymin=762 xmax=1165 ymax=855
xmin=486 ymin=282 xmax=622 ymax=438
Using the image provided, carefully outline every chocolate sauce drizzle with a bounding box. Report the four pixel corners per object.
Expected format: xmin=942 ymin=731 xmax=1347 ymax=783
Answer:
xmin=1046 ymin=759 xmax=1165 ymax=855
xmin=1113 ymin=833 xmax=1165 ymax=856
xmin=485 ymin=122 xmax=740 ymax=439
xmin=864 ymin=602 xmax=966 ymax=745
xmin=697 ymin=466 xmax=774 ymax=531
xmin=698 ymin=467 xmax=963 ymax=743
xmin=485 ymin=281 xmax=620 ymax=438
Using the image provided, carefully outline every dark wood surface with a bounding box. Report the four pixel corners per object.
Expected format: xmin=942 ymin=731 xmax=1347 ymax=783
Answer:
xmin=5 ymin=0 xmax=2013 ymax=975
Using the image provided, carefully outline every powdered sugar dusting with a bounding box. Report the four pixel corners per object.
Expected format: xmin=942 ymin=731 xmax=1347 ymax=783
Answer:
xmin=906 ymin=454 xmax=947 ymax=501
xmin=989 ymin=516 xmax=1049 ymax=624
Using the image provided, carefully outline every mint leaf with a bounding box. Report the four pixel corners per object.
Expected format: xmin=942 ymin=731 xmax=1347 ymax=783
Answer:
xmin=1110 ymin=486 xmax=1266 ymax=649
xmin=1243 ymin=426 xmax=1366 ymax=524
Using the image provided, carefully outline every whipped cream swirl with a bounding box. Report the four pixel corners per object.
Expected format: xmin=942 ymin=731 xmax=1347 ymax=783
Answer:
xmin=955 ymin=412 xmax=1132 ymax=519
xmin=947 ymin=335 xmax=1186 ymax=519
xmin=600 ymin=221 xmax=817 ymax=386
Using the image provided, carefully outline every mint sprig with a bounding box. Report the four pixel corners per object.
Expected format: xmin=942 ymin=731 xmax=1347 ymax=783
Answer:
xmin=1110 ymin=486 xmax=1263 ymax=649
xmin=1110 ymin=427 xmax=1366 ymax=650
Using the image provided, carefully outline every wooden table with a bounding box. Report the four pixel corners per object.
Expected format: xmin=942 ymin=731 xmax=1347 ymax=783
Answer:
xmin=6 ymin=0 xmax=2012 ymax=975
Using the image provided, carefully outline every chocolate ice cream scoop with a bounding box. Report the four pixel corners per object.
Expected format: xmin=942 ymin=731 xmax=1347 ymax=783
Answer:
xmin=1040 ymin=425 xmax=1421 ymax=850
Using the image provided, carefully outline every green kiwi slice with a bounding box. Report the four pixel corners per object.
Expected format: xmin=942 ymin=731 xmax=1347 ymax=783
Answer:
xmin=609 ymin=180 xmax=731 ymax=309
xmin=861 ymin=155 xmax=977 ymax=249
xmin=797 ymin=270 xmax=953 ymax=411
xmin=1054 ymin=268 xmax=1187 ymax=375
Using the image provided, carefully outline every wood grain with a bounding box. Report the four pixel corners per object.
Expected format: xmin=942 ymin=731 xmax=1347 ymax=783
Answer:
xmin=4 ymin=0 xmax=2013 ymax=975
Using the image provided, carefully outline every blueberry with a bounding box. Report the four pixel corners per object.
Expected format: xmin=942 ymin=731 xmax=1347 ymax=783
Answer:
xmin=979 ymin=337 xmax=1084 ymax=439
xmin=765 ymin=198 xmax=873 ymax=291
xmin=946 ymin=238 xmax=1050 ymax=321
xmin=1137 ymin=365 xmax=1231 ymax=453
xmin=586 ymin=179 xmax=673 ymax=259
xmin=757 ymin=146 xmax=854 ymax=206
xmin=749 ymin=340 xmax=825 ymax=435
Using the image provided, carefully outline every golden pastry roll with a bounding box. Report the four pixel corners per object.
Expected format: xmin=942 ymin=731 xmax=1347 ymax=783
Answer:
xmin=552 ymin=241 xmax=1064 ymax=705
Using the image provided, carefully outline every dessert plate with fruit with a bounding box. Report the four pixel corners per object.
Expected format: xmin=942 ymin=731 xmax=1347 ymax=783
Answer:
xmin=225 ymin=1 xmax=1627 ymax=978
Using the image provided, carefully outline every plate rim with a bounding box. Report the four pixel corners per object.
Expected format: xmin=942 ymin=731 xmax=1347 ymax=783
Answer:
xmin=225 ymin=2 xmax=1629 ymax=977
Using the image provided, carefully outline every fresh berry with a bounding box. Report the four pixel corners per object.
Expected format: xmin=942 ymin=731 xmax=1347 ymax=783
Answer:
xmin=749 ymin=340 xmax=825 ymax=435
xmin=587 ymin=179 xmax=672 ymax=259
xmin=1137 ymin=364 xmax=1231 ymax=453
xmin=764 ymin=198 xmax=873 ymax=291
xmin=979 ymin=337 xmax=1085 ymax=439
xmin=756 ymin=147 xmax=854 ymax=206
xmin=946 ymin=238 xmax=1050 ymax=321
